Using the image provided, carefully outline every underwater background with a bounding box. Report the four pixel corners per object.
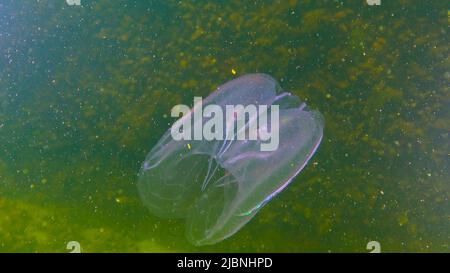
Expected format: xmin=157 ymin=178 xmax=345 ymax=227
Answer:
xmin=0 ymin=0 xmax=448 ymax=252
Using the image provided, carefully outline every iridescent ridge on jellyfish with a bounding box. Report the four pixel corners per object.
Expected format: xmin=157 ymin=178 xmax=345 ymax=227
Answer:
xmin=137 ymin=73 xmax=324 ymax=245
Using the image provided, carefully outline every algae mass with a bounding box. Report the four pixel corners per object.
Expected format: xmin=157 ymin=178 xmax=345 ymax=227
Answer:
xmin=0 ymin=0 xmax=448 ymax=252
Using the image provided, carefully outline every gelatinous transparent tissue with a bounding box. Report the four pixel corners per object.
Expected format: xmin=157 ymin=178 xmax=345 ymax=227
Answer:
xmin=138 ymin=74 xmax=324 ymax=245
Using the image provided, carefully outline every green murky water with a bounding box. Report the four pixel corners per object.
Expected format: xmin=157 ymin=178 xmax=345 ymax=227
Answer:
xmin=0 ymin=0 xmax=448 ymax=252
